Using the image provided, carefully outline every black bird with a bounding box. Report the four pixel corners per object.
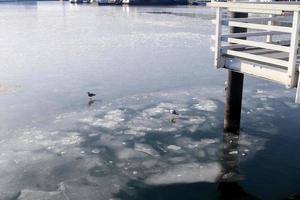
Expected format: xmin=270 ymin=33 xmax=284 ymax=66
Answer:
xmin=87 ymin=92 xmax=96 ymax=98
xmin=169 ymin=109 xmax=179 ymax=115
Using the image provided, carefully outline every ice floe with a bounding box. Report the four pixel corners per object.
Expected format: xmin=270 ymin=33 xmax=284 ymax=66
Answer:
xmin=17 ymin=189 xmax=67 ymax=200
xmin=0 ymin=87 xmax=276 ymax=200
xmin=145 ymin=162 xmax=221 ymax=185
xmin=167 ymin=145 xmax=182 ymax=151
xmin=193 ymin=100 xmax=217 ymax=112
xmin=134 ymin=143 xmax=160 ymax=157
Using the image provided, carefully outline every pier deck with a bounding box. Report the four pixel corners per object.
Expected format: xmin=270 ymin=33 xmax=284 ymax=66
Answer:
xmin=209 ymin=2 xmax=300 ymax=103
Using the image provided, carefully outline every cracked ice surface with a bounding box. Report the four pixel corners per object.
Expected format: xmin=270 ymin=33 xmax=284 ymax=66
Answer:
xmin=145 ymin=162 xmax=221 ymax=185
xmin=0 ymin=87 xmax=271 ymax=200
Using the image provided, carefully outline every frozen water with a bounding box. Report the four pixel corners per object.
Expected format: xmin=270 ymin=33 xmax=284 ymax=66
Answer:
xmin=134 ymin=143 xmax=160 ymax=157
xmin=91 ymin=149 xmax=101 ymax=154
xmin=145 ymin=162 xmax=221 ymax=185
xmin=193 ymin=100 xmax=218 ymax=112
xmin=0 ymin=3 xmax=299 ymax=200
xmin=167 ymin=145 xmax=182 ymax=151
xmin=229 ymin=150 xmax=238 ymax=155
xmin=17 ymin=189 xmax=67 ymax=200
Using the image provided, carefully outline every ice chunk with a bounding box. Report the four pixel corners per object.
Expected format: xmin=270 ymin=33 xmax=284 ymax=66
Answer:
xmin=256 ymin=89 xmax=265 ymax=94
xmin=17 ymin=189 xmax=67 ymax=200
xmin=145 ymin=162 xmax=221 ymax=184
xmin=124 ymin=129 xmax=145 ymax=136
xmin=61 ymin=135 xmax=82 ymax=145
xmin=167 ymin=145 xmax=181 ymax=151
xmin=229 ymin=150 xmax=238 ymax=155
xmin=134 ymin=143 xmax=159 ymax=157
xmin=91 ymin=149 xmax=100 ymax=154
xmin=118 ymin=148 xmax=139 ymax=160
xmin=85 ymin=109 xmax=125 ymax=129
xmin=194 ymin=100 xmax=217 ymax=112
xmin=88 ymin=133 xmax=99 ymax=137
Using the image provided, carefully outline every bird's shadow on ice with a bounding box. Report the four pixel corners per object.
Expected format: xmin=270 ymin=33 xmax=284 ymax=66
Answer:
xmin=88 ymin=99 xmax=102 ymax=107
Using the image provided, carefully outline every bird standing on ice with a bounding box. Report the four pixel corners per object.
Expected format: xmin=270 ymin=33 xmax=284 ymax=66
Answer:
xmin=169 ymin=109 xmax=179 ymax=115
xmin=87 ymin=92 xmax=96 ymax=99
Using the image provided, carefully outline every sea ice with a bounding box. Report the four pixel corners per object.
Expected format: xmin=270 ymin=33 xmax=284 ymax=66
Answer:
xmin=134 ymin=143 xmax=160 ymax=157
xmin=167 ymin=145 xmax=182 ymax=151
xmin=145 ymin=162 xmax=221 ymax=184
xmin=193 ymin=100 xmax=217 ymax=112
xmin=229 ymin=150 xmax=238 ymax=155
xmin=91 ymin=149 xmax=100 ymax=154
xmin=17 ymin=189 xmax=67 ymax=200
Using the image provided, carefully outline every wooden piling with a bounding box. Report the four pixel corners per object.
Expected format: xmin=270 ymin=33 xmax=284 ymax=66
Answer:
xmin=224 ymin=71 xmax=244 ymax=133
xmin=224 ymin=12 xmax=247 ymax=134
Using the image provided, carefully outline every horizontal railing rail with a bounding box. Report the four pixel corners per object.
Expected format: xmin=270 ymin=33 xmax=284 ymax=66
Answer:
xmin=209 ymin=2 xmax=300 ymax=89
xmin=209 ymin=2 xmax=300 ymax=103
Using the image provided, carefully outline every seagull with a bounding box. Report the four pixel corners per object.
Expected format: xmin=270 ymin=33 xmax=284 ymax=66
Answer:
xmin=169 ymin=109 xmax=179 ymax=115
xmin=87 ymin=92 xmax=96 ymax=99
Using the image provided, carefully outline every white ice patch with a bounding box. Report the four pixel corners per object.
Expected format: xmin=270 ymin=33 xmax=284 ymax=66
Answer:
xmin=142 ymin=107 xmax=166 ymax=117
xmin=88 ymin=133 xmax=99 ymax=137
xmin=187 ymin=116 xmax=206 ymax=124
xmin=84 ymin=109 xmax=125 ymax=129
xmin=134 ymin=143 xmax=160 ymax=157
xmin=145 ymin=162 xmax=221 ymax=185
xmin=91 ymin=149 xmax=101 ymax=154
xmin=123 ymin=129 xmax=145 ymax=137
xmin=194 ymin=100 xmax=217 ymax=112
xmin=229 ymin=150 xmax=238 ymax=155
xmin=117 ymin=148 xmax=144 ymax=160
xmin=185 ymin=116 xmax=206 ymax=132
xmin=238 ymin=133 xmax=267 ymax=159
xmin=176 ymin=137 xmax=219 ymax=149
xmin=17 ymin=189 xmax=67 ymax=200
xmin=127 ymin=116 xmax=177 ymax=133
xmin=256 ymin=89 xmax=265 ymax=94
xmin=167 ymin=145 xmax=182 ymax=151
xmin=61 ymin=135 xmax=82 ymax=145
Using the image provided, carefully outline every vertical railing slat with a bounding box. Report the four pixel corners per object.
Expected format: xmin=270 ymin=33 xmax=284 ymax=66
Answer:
xmin=287 ymin=11 xmax=300 ymax=88
xmin=214 ymin=8 xmax=223 ymax=68
xmin=296 ymin=69 xmax=300 ymax=103
xmin=266 ymin=14 xmax=273 ymax=43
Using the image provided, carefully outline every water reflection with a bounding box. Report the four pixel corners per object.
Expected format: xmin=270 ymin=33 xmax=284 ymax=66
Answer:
xmin=218 ymin=132 xmax=261 ymax=200
xmin=88 ymin=99 xmax=95 ymax=107
xmin=0 ymin=87 xmax=299 ymax=199
xmin=114 ymin=131 xmax=261 ymax=200
xmin=219 ymin=132 xmax=240 ymax=182
xmin=128 ymin=131 xmax=260 ymax=199
xmin=88 ymin=99 xmax=102 ymax=107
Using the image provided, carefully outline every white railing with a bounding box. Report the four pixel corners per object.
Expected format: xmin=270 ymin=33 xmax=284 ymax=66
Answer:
xmin=209 ymin=2 xmax=300 ymax=92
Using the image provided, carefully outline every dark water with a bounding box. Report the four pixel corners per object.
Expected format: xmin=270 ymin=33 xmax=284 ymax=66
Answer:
xmin=0 ymin=2 xmax=299 ymax=200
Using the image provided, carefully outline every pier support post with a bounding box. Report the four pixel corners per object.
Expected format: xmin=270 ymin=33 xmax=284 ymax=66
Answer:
xmin=224 ymin=12 xmax=247 ymax=134
xmin=224 ymin=71 xmax=244 ymax=133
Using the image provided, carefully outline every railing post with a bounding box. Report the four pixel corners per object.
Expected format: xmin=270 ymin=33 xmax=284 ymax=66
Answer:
xmin=266 ymin=14 xmax=273 ymax=43
xmin=214 ymin=7 xmax=223 ymax=68
xmin=224 ymin=11 xmax=247 ymax=134
xmin=287 ymin=11 xmax=300 ymax=88
xmin=296 ymin=66 xmax=300 ymax=103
